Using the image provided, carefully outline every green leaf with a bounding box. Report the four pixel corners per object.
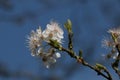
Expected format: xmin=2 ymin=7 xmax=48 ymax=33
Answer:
xmin=95 ymin=63 xmax=106 ymax=70
xmin=64 ymin=19 xmax=72 ymax=33
xmin=111 ymin=33 xmax=117 ymax=43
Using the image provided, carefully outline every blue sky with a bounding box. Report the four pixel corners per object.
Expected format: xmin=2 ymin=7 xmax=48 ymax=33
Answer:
xmin=0 ymin=0 xmax=120 ymax=80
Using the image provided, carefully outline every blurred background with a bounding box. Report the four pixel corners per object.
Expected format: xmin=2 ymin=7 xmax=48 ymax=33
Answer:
xmin=0 ymin=0 xmax=120 ymax=80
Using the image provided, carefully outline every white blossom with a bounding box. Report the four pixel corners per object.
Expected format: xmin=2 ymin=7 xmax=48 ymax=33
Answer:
xmin=28 ymin=30 xmax=42 ymax=56
xmin=42 ymin=22 xmax=64 ymax=43
xmin=102 ymin=27 xmax=120 ymax=60
xmin=108 ymin=28 xmax=120 ymax=35
xmin=108 ymin=28 xmax=120 ymax=43
xmin=27 ymin=21 xmax=63 ymax=68
xmin=41 ymin=53 xmax=59 ymax=68
xmin=102 ymin=38 xmax=115 ymax=48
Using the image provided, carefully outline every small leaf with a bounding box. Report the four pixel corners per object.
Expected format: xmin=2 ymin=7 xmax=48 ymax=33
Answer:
xmin=95 ymin=63 xmax=106 ymax=70
xmin=64 ymin=19 xmax=72 ymax=33
xmin=111 ymin=33 xmax=117 ymax=43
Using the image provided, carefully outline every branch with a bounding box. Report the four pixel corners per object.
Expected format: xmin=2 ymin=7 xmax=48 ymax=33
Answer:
xmin=81 ymin=59 xmax=112 ymax=80
xmin=112 ymin=44 xmax=120 ymax=77
xmin=65 ymin=47 xmax=113 ymax=80
xmin=68 ymin=32 xmax=73 ymax=50
xmin=49 ymin=42 xmax=113 ymax=80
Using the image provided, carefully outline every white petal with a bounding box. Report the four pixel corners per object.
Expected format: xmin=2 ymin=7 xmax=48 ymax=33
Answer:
xmin=46 ymin=24 xmax=54 ymax=31
xmin=37 ymin=27 xmax=42 ymax=34
xmin=55 ymin=52 xmax=61 ymax=58
xmin=38 ymin=48 xmax=41 ymax=53
xmin=31 ymin=53 xmax=35 ymax=56
xmin=37 ymin=48 xmax=43 ymax=56
xmin=58 ymin=29 xmax=64 ymax=35
xmin=42 ymin=30 xmax=50 ymax=38
xmin=113 ymin=52 xmax=119 ymax=59
xmin=57 ymin=33 xmax=64 ymax=39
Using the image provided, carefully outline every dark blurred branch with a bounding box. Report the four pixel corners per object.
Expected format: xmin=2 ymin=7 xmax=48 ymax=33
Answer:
xmin=0 ymin=0 xmax=13 ymax=11
xmin=0 ymin=11 xmax=37 ymax=24
xmin=0 ymin=63 xmax=41 ymax=80
xmin=0 ymin=63 xmax=10 ymax=77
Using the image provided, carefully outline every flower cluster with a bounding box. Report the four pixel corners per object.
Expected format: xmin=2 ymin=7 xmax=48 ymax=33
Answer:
xmin=102 ymin=28 xmax=120 ymax=59
xmin=27 ymin=21 xmax=64 ymax=68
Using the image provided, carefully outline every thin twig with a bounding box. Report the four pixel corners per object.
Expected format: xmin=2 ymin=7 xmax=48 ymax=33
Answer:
xmin=104 ymin=68 xmax=113 ymax=80
xmin=68 ymin=33 xmax=73 ymax=50
xmin=62 ymin=47 xmax=112 ymax=80
xmin=81 ymin=59 xmax=112 ymax=80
